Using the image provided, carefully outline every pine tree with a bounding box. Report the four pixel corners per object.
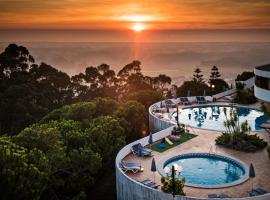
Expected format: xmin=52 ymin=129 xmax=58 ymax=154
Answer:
xmin=193 ymin=67 xmax=204 ymax=84
xmin=210 ymin=66 xmax=221 ymax=81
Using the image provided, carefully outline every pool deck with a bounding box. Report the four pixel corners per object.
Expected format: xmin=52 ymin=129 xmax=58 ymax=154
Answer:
xmin=123 ymin=102 xmax=270 ymax=198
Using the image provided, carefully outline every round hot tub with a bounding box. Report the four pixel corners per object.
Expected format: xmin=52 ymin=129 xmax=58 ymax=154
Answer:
xmin=159 ymin=153 xmax=249 ymax=188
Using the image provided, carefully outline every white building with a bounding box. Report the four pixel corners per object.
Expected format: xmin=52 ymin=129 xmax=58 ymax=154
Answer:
xmin=254 ymin=64 xmax=270 ymax=106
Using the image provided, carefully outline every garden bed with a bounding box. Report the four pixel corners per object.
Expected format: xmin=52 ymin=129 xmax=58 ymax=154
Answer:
xmin=150 ymin=133 xmax=197 ymax=153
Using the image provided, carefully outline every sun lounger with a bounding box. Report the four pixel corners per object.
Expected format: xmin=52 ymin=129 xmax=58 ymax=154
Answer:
xmin=179 ymin=97 xmax=191 ymax=105
xmin=152 ymin=104 xmax=163 ymax=113
xmin=248 ymin=188 xmax=268 ymax=196
xmin=138 ymin=143 xmax=152 ymax=153
xmin=145 ymin=182 xmax=158 ymax=188
xmin=208 ymin=194 xmax=231 ymax=198
xmin=165 ymin=99 xmax=175 ymax=107
xmin=196 ymin=96 xmax=202 ymax=103
xmin=140 ymin=179 xmax=151 ymax=184
xmin=196 ymin=96 xmax=207 ymax=104
xmin=179 ymin=97 xmax=185 ymax=104
xmin=139 ymin=179 xmax=160 ymax=189
xmin=208 ymin=194 xmax=219 ymax=198
xmin=131 ymin=143 xmax=152 ymax=157
xmin=184 ymin=97 xmax=191 ymax=104
xmin=120 ymin=160 xmax=144 ymax=173
xmin=165 ymin=137 xmax=173 ymax=145
xmin=200 ymin=96 xmax=207 ymax=103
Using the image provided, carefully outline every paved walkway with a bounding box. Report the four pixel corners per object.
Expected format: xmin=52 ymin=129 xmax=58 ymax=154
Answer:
xmin=124 ymin=128 xmax=270 ymax=198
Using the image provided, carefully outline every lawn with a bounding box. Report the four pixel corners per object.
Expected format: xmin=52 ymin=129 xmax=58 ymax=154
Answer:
xmin=150 ymin=133 xmax=197 ymax=153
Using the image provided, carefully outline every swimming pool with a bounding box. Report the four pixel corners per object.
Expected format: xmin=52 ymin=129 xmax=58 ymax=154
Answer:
xmin=173 ymin=105 xmax=268 ymax=131
xmin=160 ymin=153 xmax=248 ymax=188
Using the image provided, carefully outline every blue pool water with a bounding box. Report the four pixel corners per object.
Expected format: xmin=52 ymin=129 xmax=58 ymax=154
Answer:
xmin=174 ymin=105 xmax=268 ymax=131
xmin=164 ymin=154 xmax=245 ymax=186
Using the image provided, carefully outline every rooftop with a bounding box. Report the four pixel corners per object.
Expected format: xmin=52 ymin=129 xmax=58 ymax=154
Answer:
xmin=121 ymin=102 xmax=270 ymax=199
xmin=255 ymin=64 xmax=270 ymax=72
xmin=123 ymin=127 xmax=270 ymax=198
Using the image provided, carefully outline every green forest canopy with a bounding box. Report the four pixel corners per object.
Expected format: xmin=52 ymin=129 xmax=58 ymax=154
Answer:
xmin=0 ymin=43 xmax=231 ymax=200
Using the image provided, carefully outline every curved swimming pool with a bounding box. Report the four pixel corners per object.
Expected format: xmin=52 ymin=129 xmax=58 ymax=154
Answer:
xmin=173 ymin=105 xmax=268 ymax=131
xmin=160 ymin=153 xmax=248 ymax=188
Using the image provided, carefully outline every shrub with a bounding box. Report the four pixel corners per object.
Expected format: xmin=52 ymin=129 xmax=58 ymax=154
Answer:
xmin=235 ymin=89 xmax=257 ymax=104
xmin=215 ymin=108 xmax=267 ymax=152
xmin=216 ymin=132 xmax=267 ymax=152
xmin=161 ymin=176 xmax=185 ymax=196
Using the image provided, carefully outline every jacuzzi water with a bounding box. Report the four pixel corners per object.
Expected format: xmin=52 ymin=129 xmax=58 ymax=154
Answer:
xmin=164 ymin=154 xmax=245 ymax=186
xmin=173 ymin=105 xmax=268 ymax=131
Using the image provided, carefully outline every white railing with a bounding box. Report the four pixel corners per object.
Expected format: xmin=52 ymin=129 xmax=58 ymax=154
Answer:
xmin=212 ymin=88 xmax=237 ymax=99
xmin=213 ymin=77 xmax=254 ymax=100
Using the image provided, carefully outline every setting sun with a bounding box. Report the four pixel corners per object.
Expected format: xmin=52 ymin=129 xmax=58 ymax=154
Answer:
xmin=132 ymin=23 xmax=145 ymax=32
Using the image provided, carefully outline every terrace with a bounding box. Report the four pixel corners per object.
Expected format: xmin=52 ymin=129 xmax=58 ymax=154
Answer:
xmin=116 ymin=98 xmax=270 ymax=200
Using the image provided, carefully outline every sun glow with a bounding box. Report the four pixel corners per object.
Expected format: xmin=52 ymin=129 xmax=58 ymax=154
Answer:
xmin=132 ymin=23 xmax=145 ymax=32
xmin=117 ymin=15 xmax=156 ymax=22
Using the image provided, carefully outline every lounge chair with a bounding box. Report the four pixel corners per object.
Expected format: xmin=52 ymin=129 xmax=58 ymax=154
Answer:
xmin=248 ymin=188 xmax=268 ymax=196
xmin=138 ymin=143 xmax=152 ymax=153
xmin=145 ymin=182 xmax=159 ymax=189
xmin=200 ymin=96 xmax=207 ymax=103
xmin=131 ymin=143 xmax=152 ymax=157
xmin=165 ymin=99 xmax=175 ymax=107
xmin=184 ymin=97 xmax=191 ymax=104
xmin=140 ymin=179 xmax=151 ymax=184
xmin=179 ymin=97 xmax=185 ymax=105
xmin=139 ymin=179 xmax=160 ymax=189
xmin=196 ymin=96 xmax=207 ymax=104
xmin=151 ymin=104 xmax=160 ymax=112
xmin=179 ymin=97 xmax=191 ymax=105
xmin=196 ymin=96 xmax=202 ymax=103
xmin=208 ymin=194 xmax=231 ymax=198
xmin=165 ymin=137 xmax=173 ymax=145
xmin=120 ymin=160 xmax=144 ymax=173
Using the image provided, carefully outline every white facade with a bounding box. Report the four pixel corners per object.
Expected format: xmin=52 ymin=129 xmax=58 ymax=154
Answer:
xmin=254 ymin=65 xmax=270 ymax=103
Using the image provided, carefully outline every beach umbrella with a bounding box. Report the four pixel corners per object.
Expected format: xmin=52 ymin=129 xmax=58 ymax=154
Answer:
xmin=151 ymin=158 xmax=157 ymax=183
xmin=187 ymin=90 xmax=190 ymax=97
xmin=148 ymin=132 xmax=153 ymax=146
xmin=249 ymin=163 xmax=255 ymax=190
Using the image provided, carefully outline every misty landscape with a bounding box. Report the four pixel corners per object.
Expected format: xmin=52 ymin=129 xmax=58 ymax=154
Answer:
xmin=1 ymin=41 xmax=269 ymax=85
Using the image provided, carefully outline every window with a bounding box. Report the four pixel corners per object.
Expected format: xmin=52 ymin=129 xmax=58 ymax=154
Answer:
xmin=255 ymin=75 xmax=270 ymax=90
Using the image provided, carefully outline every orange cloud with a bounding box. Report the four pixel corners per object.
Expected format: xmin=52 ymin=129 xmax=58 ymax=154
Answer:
xmin=0 ymin=0 xmax=270 ymax=29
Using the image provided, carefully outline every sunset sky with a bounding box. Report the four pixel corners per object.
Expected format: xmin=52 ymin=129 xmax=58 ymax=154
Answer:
xmin=1 ymin=0 xmax=270 ymax=30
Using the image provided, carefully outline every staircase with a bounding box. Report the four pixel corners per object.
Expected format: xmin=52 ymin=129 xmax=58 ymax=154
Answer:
xmin=212 ymin=77 xmax=254 ymax=100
